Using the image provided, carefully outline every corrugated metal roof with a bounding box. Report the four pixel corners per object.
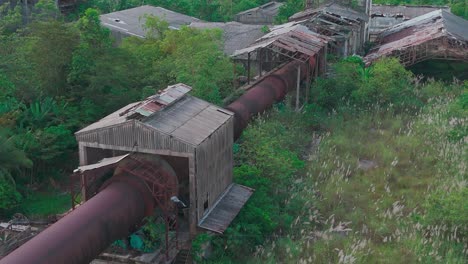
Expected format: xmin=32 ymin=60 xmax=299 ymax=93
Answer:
xmin=190 ymin=22 xmax=266 ymax=55
xmin=289 ymin=3 xmax=368 ymax=22
xmin=371 ymin=4 xmax=449 ymax=19
xmin=77 ymin=102 xmax=140 ymax=134
xmin=198 ymin=183 xmax=254 ymax=233
xmin=231 ymin=22 xmax=330 ymax=60
xmin=365 ymin=10 xmax=468 ymax=64
xmin=124 ymin=83 xmax=192 ymax=118
xmin=76 ymin=84 xmax=233 ymax=146
xmin=236 ymin=1 xmax=284 ymax=16
xmin=100 ymin=5 xmax=201 ymax=38
xmin=144 ymin=96 xmax=233 ymax=146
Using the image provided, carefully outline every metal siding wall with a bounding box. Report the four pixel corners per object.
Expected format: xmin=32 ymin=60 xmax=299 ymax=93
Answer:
xmin=75 ymin=117 xmax=234 ymax=225
xmin=75 ymin=121 xmax=194 ymax=156
xmin=195 ymin=116 xmax=234 ymax=221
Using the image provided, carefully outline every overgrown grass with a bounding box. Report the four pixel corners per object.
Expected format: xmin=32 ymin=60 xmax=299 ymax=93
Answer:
xmin=197 ymin=58 xmax=466 ymax=263
xmin=252 ymin=92 xmax=467 ymax=263
xmin=18 ymin=191 xmax=71 ymax=217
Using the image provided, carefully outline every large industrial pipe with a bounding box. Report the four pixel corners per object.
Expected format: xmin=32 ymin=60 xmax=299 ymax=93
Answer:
xmin=1 ymin=155 xmax=177 ymax=264
xmin=0 ymin=179 xmax=150 ymax=264
xmin=1 ymin=57 xmax=314 ymax=264
xmin=227 ymin=58 xmax=314 ymax=140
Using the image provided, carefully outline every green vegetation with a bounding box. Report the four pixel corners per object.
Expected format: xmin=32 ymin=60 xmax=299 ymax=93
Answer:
xmin=77 ymin=0 xmax=281 ymax=22
xmin=0 ymin=2 xmax=235 ymax=216
xmin=18 ymin=191 xmax=70 ymax=217
xmin=409 ymin=60 xmax=468 ymax=81
xmin=1 ymin=0 xmax=466 ymax=261
xmin=194 ymin=58 xmax=467 ymax=263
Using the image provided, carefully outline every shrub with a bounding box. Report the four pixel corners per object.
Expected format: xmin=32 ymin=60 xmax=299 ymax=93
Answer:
xmin=423 ymin=187 xmax=468 ymax=237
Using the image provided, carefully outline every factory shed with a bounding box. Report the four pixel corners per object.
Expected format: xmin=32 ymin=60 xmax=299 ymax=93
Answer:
xmin=289 ymin=3 xmax=369 ymax=56
xmin=364 ymin=10 xmax=468 ymax=67
xmin=100 ymin=5 xmax=201 ymax=41
xmin=232 ymin=22 xmax=330 ymax=104
xmin=234 ymin=1 xmax=284 ymax=24
xmin=232 ymin=22 xmax=330 ymax=64
xmin=190 ymin=21 xmax=266 ymax=56
xmin=369 ymin=4 xmax=450 ymax=41
xmin=75 ymin=84 xmax=252 ymax=236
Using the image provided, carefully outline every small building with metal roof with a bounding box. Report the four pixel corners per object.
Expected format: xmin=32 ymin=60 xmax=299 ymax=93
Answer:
xmin=190 ymin=21 xmax=266 ymax=56
xmin=75 ymin=84 xmax=253 ymax=236
xmin=364 ymin=9 xmax=468 ymax=67
xmin=289 ymin=3 xmax=369 ymax=56
xmin=234 ymin=1 xmax=284 ymax=25
xmin=369 ymin=4 xmax=450 ymax=41
xmin=100 ymin=5 xmax=201 ymax=41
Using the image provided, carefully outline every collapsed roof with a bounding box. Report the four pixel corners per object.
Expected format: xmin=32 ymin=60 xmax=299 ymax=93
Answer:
xmin=371 ymin=4 xmax=450 ymax=19
xmin=231 ymin=21 xmax=330 ymax=62
xmin=289 ymin=3 xmax=369 ymax=23
xmin=365 ymin=10 xmax=468 ymax=66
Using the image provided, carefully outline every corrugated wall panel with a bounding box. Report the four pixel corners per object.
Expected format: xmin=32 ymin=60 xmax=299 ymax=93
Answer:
xmin=76 ymin=121 xmax=195 ymax=155
xmin=195 ymin=116 xmax=234 ymax=221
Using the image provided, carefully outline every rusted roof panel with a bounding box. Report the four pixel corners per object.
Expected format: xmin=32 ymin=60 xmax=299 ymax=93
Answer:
xmin=232 ymin=23 xmax=330 ymax=60
xmin=371 ymin=4 xmax=449 ymax=19
xmin=290 ymin=3 xmax=368 ymax=22
xmin=125 ymin=83 xmax=192 ymax=118
xmin=198 ymin=183 xmax=254 ymax=234
xmin=76 ymin=83 xmax=233 ymax=146
xmin=365 ymin=10 xmax=468 ymax=64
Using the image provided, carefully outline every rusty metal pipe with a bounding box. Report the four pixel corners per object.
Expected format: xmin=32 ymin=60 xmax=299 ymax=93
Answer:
xmin=0 ymin=177 xmax=152 ymax=264
xmin=0 ymin=58 xmax=315 ymax=264
xmin=227 ymin=58 xmax=314 ymax=140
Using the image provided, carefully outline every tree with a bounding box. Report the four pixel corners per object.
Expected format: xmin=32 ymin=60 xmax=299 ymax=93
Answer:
xmin=0 ymin=129 xmax=32 ymax=211
xmin=161 ymin=27 xmax=234 ymax=104
xmin=29 ymin=21 xmax=79 ymax=96
xmin=275 ymin=0 xmax=304 ymax=23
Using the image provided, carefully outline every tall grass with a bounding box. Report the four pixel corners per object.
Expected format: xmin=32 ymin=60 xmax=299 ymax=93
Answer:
xmin=252 ymin=91 xmax=467 ymax=263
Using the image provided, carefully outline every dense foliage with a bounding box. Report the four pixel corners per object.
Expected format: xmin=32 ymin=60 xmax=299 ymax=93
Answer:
xmin=194 ymin=58 xmax=467 ymax=263
xmin=77 ymin=0 xmax=279 ymax=22
xmin=0 ymin=1 xmax=235 ymax=214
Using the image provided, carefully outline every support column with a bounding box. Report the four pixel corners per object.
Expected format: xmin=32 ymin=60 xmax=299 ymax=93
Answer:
xmin=258 ymin=49 xmax=263 ymax=77
xmin=305 ymin=62 xmax=311 ymax=104
xmin=247 ymin=52 xmax=251 ymax=85
xmin=296 ymin=66 xmax=301 ymax=111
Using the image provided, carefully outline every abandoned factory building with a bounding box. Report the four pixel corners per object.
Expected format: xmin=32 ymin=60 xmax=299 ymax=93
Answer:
xmin=75 ymin=84 xmax=253 ymax=236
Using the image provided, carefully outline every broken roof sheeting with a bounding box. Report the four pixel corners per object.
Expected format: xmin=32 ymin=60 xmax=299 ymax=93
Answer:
xmin=76 ymin=83 xmax=233 ymax=146
xmin=371 ymin=4 xmax=449 ymax=19
xmin=289 ymin=3 xmax=369 ymax=23
xmin=75 ymin=155 xmax=129 ymax=173
xmin=198 ymin=184 xmax=254 ymax=234
xmin=365 ymin=10 xmax=468 ymax=64
xmin=231 ymin=23 xmax=330 ymax=61
xmin=124 ymin=83 xmax=192 ymax=118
